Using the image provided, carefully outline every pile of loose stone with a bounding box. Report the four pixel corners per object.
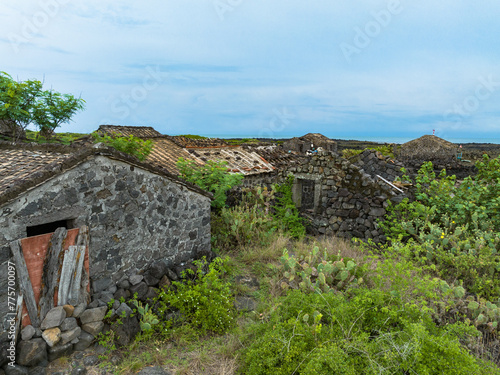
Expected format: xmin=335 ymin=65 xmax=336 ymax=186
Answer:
xmin=10 ymin=304 xmax=106 ymax=374
xmin=4 ymin=257 xmax=210 ymax=374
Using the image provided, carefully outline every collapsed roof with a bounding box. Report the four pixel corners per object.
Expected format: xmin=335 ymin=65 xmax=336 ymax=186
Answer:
xmin=97 ymin=125 xmax=278 ymax=176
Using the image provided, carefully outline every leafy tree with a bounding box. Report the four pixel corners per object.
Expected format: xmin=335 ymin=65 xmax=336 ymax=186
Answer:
xmin=34 ymin=89 xmax=85 ymax=138
xmin=176 ymin=158 xmax=243 ymax=209
xmin=0 ymin=71 xmax=85 ymax=140
xmin=91 ymin=132 xmax=154 ymax=161
xmin=0 ymin=72 xmax=42 ymax=140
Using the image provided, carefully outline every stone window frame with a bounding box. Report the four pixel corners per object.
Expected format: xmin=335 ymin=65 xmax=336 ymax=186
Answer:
xmin=290 ymin=173 xmax=322 ymax=214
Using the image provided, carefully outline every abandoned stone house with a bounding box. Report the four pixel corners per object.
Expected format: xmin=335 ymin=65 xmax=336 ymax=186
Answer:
xmin=0 ymin=143 xmax=212 ymax=352
xmin=282 ymin=150 xmax=405 ymax=242
xmin=97 ymin=125 xmax=406 ymax=242
xmin=282 ymin=133 xmax=338 ymax=154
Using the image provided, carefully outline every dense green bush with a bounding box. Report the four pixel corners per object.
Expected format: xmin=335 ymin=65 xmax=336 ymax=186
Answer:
xmin=156 ymin=257 xmax=235 ymax=335
xmin=92 ymin=132 xmax=153 ymax=161
xmin=241 ymin=288 xmax=495 ymax=374
xmin=381 ymin=158 xmax=500 ymax=299
xmin=415 ymin=157 xmax=500 ymax=231
xmin=177 ymin=158 xmax=243 ymax=209
xmin=240 ymin=238 xmax=500 ymax=373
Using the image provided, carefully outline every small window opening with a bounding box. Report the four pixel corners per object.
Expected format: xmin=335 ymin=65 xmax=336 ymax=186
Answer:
xmin=26 ymin=219 xmax=75 ymax=237
xmin=300 ymin=179 xmax=315 ymax=211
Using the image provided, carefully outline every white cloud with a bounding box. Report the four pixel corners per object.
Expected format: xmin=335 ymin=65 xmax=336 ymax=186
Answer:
xmin=1 ymin=0 xmax=500 ymax=139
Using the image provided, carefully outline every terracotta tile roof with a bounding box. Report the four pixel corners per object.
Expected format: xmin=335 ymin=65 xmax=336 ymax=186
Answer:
xmin=166 ymin=136 xmax=229 ymax=148
xmin=186 ymin=146 xmax=275 ymax=175
xmin=98 ymin=125 xmax=163 ymax=138
xmin=93 ymin=126 xmax=281 ymax=175
xmin=0 ymin=149 xmax=72 ymax=197
xmin=146 ymin=138 xmax=201 ymax=175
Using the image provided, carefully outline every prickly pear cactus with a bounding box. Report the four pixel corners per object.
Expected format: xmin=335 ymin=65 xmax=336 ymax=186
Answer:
xmin=279 ymin=247 xmax=362 ymax=293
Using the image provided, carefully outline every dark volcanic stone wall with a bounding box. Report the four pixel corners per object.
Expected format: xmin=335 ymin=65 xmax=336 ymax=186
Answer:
xmin=0 ymin=156 xmax=211 ymax=344
xmin=285 ymin=152 xmax=405 ymax=242
xmin=350 ymin=149 xmax=405 ymax=182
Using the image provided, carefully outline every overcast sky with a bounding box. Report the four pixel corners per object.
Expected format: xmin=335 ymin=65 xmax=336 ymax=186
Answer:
xmin=1 ymin=0 xmax=500 ymax=141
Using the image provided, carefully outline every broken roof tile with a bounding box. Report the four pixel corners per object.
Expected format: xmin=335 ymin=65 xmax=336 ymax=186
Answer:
xmin=98 ymin=125 xmax=163 ymax=138
xmin=166 ymin=136 xmax=229 ymax=148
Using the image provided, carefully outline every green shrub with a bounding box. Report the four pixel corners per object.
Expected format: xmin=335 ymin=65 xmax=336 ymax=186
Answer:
xmin=176 ymin=158 xmax=243 ymax=209
xmin=381 ymin=159 xmax=500 ymax=299
xmin=92 ymin=132 xmax=153 ymax=161
xmin=211 ymin=186 xmax=279 ymax=250
xmin=209 ymin=176 xmax=305 ymax=250
xmin=414 ymin=157 xmax=500 ymax=231
xmin=371 ymin=241 xmax=500 ymax=335
xmin=241 ymin=288 xmax=494 ymax=374
xmin=272 ymin=175 xmax=306 ymax=238
xmin=156 ymin=257 xmax=235 ymax=335
xmin=212 ymin=205 xmax=277 ymax=251
xmin=342 ymin=148 xmax=363 ymax=158
xmin=25 ymin=130 xmax=87 ymax=144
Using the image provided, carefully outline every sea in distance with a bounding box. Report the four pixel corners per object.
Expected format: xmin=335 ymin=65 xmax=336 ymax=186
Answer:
xmin=196 ymin=134 xmax=500 ymax=145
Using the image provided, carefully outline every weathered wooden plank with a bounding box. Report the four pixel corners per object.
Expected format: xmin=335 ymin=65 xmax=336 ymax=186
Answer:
xmin=58 ymin=246 xmax=77 ymax=306
xmin=10 ymin=240 xmax=39 ymax=328
xmin=39 ymin=227 xmax=67 ymax=321
xmin=68 ymin=245 xmax=85 ymax=306
xmin=75 ymin=226 xmax=90 ymax=305
xmin=14 ymin=293 xmax=24 ymax=345
xmin=75 ymin=226 xmax=89 ymax=247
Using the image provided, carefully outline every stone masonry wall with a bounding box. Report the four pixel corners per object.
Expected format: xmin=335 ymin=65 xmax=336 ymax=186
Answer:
xmin=241 ymin=171 xmax=280 ymax=188
xmin=285 ymin=152 xmax=405 ymax=242
xmin=350 ymin=149 xmax=405 ymax=182
xmin=0 ymin=156 xmax=211 ymax=350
